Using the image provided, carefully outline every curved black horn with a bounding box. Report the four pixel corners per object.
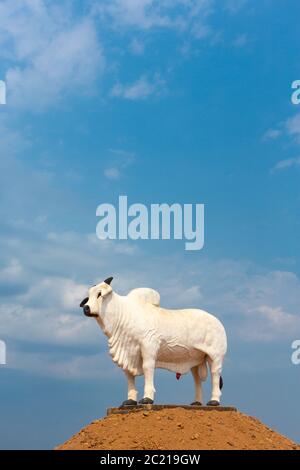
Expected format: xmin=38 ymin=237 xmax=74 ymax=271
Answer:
xmin=104 ymin=276 xmax=113 ymax=285
xmin=80 ymin=297 xmax=89 ymax=308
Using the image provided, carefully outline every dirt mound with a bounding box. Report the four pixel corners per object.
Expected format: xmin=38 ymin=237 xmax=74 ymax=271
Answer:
xmin=57 ymin=407 xmax=299 ymax=450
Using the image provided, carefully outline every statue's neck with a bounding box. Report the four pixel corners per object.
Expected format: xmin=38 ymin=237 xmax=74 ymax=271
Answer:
xmin=96 ymin=292 xmax=123 ymax=337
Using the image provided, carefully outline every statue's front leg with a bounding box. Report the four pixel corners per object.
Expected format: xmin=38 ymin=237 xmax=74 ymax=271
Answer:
xmin=139 ymin=357 xmax=156 ymax=404
xmin=121 ymin=370 xmax=138 ymax=406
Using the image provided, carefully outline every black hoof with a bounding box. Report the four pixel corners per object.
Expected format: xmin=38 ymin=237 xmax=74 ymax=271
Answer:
xmin=207 ymin=400 xmax=220 ymax=406
xmin=121 ymin=399 xmax=137 ymax=407
xmin=190 ymin=401 xmax=202 ymax=406
xmin=139 ymin=397 xmax=154 ymax=405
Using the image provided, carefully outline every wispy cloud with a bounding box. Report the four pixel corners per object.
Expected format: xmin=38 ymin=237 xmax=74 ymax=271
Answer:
xmin=93 ymin=0 xmax=214 ymax=36
xmin=263 ymin=128 xmax=282 ymax=140
xmin=93 ymin=0 xmax=247 ymax=38
xmin=285 ymin=112 xmax=300 ymax=144
xmin=8 ymin=348 xmax=118 ymax=380
xmin=110 ymin=73 xmax=166 ymax=100
xmin=103 ymin=148 xmax=135 ymax=180
xmin=104 ymin=167 xmax=121 ymax=180
xmin=264 ymin=112 xmax=300 ymax=172
xmin=271 ymin=157 xmax=300 ymax=173
xmin=93 ymin=0 xmax=179 ymax=30
xmin=264 ymin=113 xmax=300 ymax=145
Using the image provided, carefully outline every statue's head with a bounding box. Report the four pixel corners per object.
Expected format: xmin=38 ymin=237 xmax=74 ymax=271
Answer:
xmin=79 ymin=277 xmax=113 ymax=318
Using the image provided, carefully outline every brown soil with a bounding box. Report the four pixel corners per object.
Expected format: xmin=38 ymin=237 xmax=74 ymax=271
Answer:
xmin=57 ymin=408 xmax=299 ymax=450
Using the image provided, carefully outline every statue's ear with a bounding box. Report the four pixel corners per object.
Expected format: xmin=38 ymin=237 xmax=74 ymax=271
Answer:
xmin=101 ymin=283 xmax=113 ymax=298
xmin=104 ymin=277 xmax=113 ymax=285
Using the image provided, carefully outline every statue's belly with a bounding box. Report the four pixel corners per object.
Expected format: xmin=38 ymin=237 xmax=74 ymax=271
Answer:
xmin=157 ymin=343 xmax=205 ymax=364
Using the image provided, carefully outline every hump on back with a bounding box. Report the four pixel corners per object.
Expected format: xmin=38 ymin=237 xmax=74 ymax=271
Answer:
xmin=127 ymin=288 xmax=160 ymax=307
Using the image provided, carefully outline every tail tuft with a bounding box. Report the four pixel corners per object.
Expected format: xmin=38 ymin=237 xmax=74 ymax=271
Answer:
xmin=219 ymin=376 xmax=223 ymax=390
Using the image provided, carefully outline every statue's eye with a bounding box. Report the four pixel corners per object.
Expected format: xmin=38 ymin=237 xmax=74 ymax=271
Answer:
xmin=97 ymin=292 xmax=102 ymax=298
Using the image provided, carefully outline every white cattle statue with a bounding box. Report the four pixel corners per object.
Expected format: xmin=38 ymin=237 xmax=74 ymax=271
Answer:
xmin=80 ymin=277 xmax=227 ymax=406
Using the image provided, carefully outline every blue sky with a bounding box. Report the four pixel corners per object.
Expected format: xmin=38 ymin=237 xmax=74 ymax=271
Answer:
xmin=0 ymin=0 xmax=300 ymax=449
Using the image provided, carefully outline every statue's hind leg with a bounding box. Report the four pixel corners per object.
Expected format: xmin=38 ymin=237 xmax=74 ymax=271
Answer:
xmin=207 ymin=356 xmax=223 ymax=406
xmin=190 ymin=365 xmax=203 ymax=406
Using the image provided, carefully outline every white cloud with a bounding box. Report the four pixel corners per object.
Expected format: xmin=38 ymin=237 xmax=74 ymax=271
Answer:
xmin=93 ymin=0 xmax=214 ymax=36
xmin=0 ymin=231 xmax=141 ymax=352
xmin=103 ymin=148 xmax=135 ymax=180
xmin=263 ymin=128 xmax=282 ymax=140
xmin=255 ymin=305 xmax=296 ymax=327
xmin=8 ymin=349 xmax=118 ymax=380
xmin=0 ymin=270 xmax=99 ymax=347
xmin=93 ymin=0 xmax=247 ymax=37
xmin=265 ymin=114 xmax=300 ymax=172
xmin=286 ymin=113 xmax=300 ymax=144
xmin=0 ymin=1 xmax=104 ymax=110
xmin=104 ymin=167 xmax=121 ymax=180
xmin=226 ymin=269 xmax=300 ymax=341
xmin=271 ymin=157 xmax=300 ymax=173
xmin=265 ymin=112 xmax=300 ymax=144
xmin=239 ymin=305 xmax=299 ymax=342
xmin=93 ymin=0 xmax=174 ymax=30
xmin=160 ymin=261 xmax=300 ymax=342
xmin=111 ymin=73 xmax=166 ymax=100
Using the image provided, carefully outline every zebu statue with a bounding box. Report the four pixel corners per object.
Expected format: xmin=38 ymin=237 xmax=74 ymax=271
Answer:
xmin=80 ymin=277 xmax=227 ymax=406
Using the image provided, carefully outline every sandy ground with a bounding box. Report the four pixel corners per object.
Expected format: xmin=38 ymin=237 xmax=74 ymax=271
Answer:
xmin=57 ymin=408 xmax=300 ymax=450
